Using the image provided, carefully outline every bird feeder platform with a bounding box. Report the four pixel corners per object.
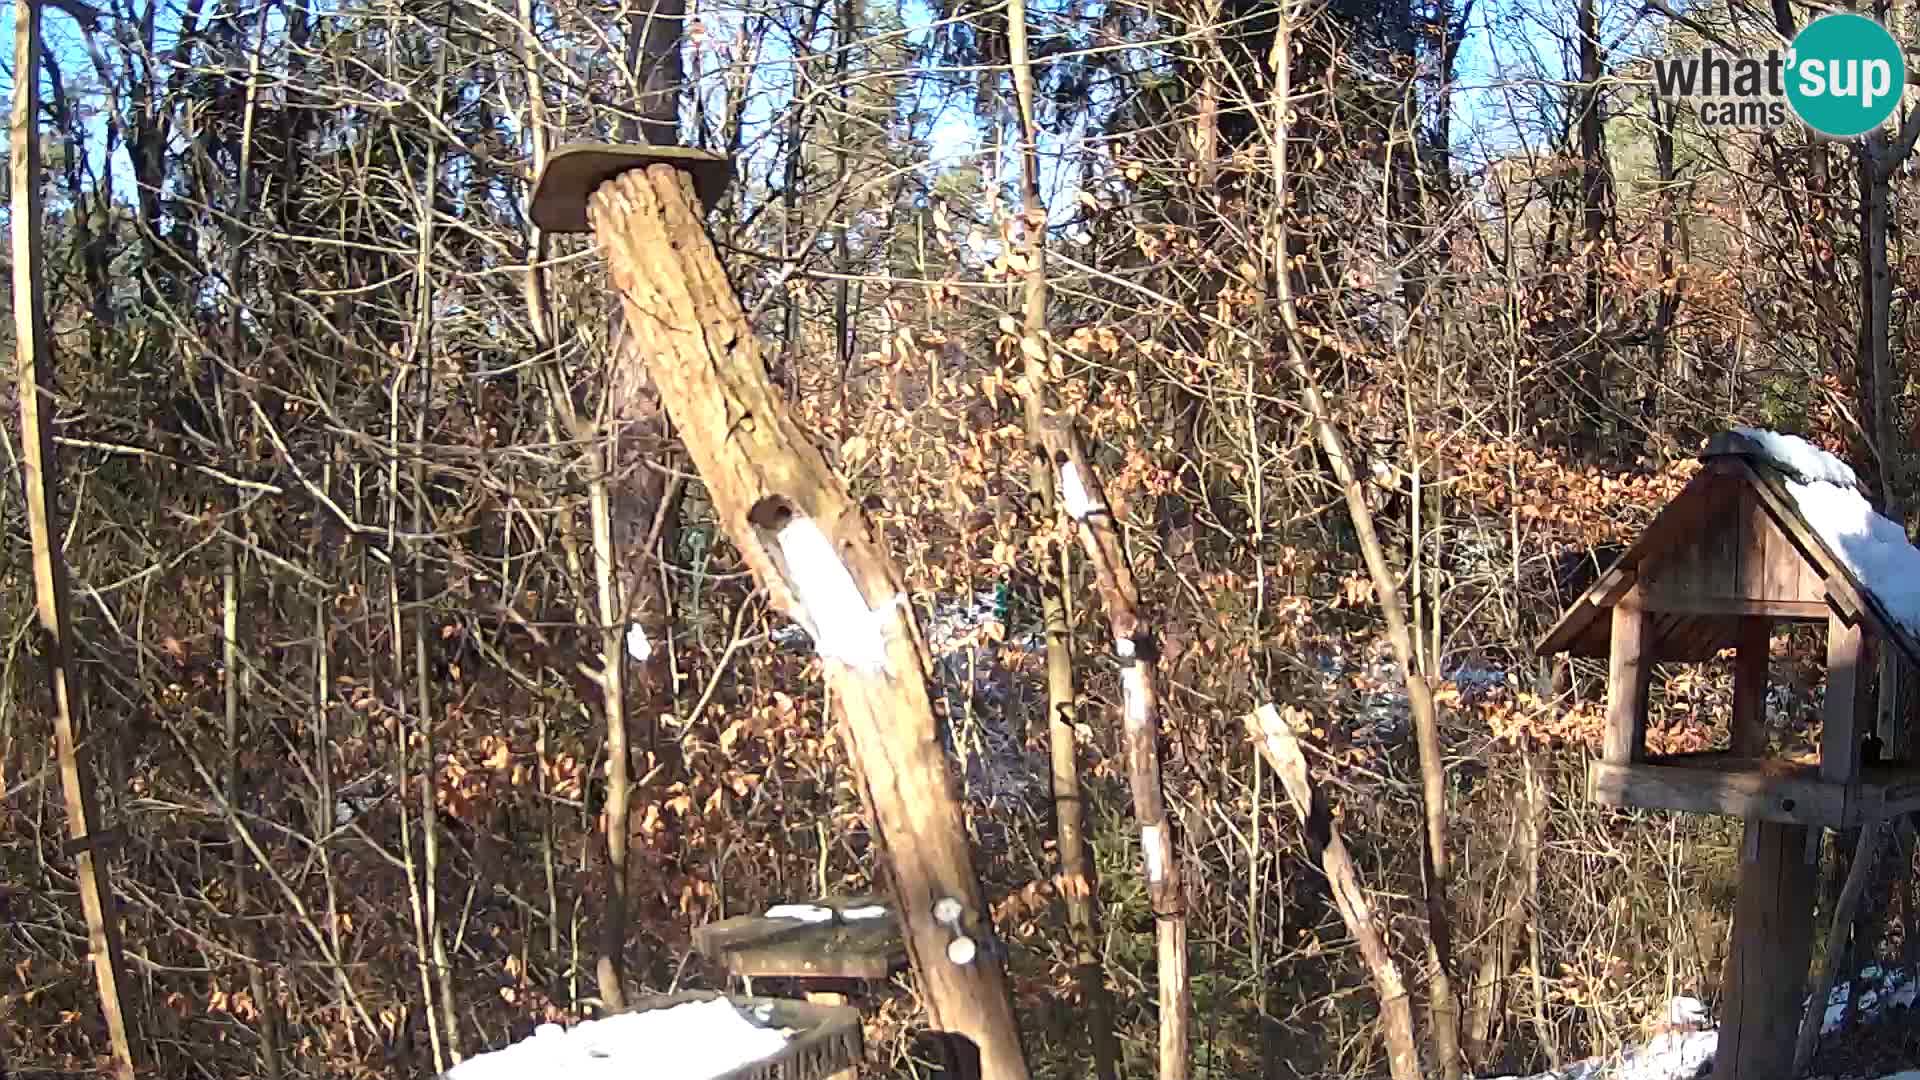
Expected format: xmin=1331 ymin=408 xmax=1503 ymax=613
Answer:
xmin=1588 ymin=751 xmax=1920 ymax=827
xmin=693 ymin=898 xmax=907 ymax=984
xmin=635 ymin=990 xmax=862 ymax=1080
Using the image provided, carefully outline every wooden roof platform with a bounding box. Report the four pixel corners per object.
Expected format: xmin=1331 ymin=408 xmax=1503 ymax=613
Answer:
xmin=1537 ymin=433 xmax=1920 ymax=669
xmin=692 ymin=897 xmax=906 ymax=981
xmin=1590 ymin=752 xmax=1920 ymax=828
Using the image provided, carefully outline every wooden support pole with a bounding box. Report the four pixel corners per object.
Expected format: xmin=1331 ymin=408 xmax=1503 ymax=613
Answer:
xmin=1717 ymin=615 xmax=1827 ymax=1080
xmin=10 ymin=2 xmax=137 ymax=1075
xmin=548 ymin=156 xmax=1030 ymax=1080
xmin=1731 ymin=616 xmax=1771 ymax=758
xmin=1603 ymin=589 xmax=1652 ymax=764
xmin=1717 ymin=819 xmax=1817 ymax=1080
xmin=1823 ymin=612 xmax=1866 ymax=784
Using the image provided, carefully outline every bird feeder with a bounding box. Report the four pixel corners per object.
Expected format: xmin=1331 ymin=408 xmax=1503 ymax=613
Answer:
xmin=1538 ymin=428 xmax=1920 ymax=1080
xmin=693 ymin=898 xmax=907 ymax=1080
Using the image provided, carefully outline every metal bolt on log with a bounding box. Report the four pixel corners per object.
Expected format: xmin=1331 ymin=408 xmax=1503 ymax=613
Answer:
xmin=530 ymin=144 xmax=1031 ymax=1080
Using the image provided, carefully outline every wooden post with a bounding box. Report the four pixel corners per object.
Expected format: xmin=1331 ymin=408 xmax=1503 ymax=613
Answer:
xmin=1716 ymin=613 xmax=1831 ymax=1080
xmin=1731 ymin=616 xmax=1771 ymax=758
xmin=1036 ymin=414 xmax=1189 ymax=1080
xmin=1823 ymin=612 xmax=1866 ymax=784
xmin=1603 ymin=589 xmax=1652 ymax=764
xmin=1717 ymin=819 xmax=1817 ymax=1080
xmin=10 ymin=2 xmax=137 ymax=1075
xmin=533 ymin=151 xmax=1030 ymax=1080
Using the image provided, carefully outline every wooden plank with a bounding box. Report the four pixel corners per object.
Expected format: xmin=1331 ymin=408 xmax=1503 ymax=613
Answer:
xmin=1716 ymin=819 xmax=1818 ymax=1080
xmin=1677 ymin=615 xmax=1729 ymax=660
xmin=1738 ymin=488 xmax=1767 ymax=598
xmin=1871 ymin=777 xmax=1920 ymax=819
xmin=1605 ymin=590 xmax=1654 ymax=764
xmin=1740 ymin=461 xmax=1876 ymax=618
xmin=1732 ymin=617 xmax=1773 ymax=757
xmin=1637 ymin=595 xmax=1831 ymax=620
xmin=1593 ymin=568 xmax=1637 ymax=605
xmin=723 ymin=916 xmax=906 ymax=980
xmin=1588 ymin=760 xmax=1850 ymax=827
xmin=1824 ymin=612 xmax=1866 ymax=784
xmin=1709 ymin=503 xmax=1741 ymax=595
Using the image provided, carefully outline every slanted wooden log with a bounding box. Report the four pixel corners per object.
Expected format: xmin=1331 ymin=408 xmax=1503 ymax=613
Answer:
xmin=540 ymin=153 xmax=1030 ymax=1080
xmin=11 ymin=1 xmax=136 ymax=1075
xmin=1248 ymin=705 xmax=1420 ymax=1080
xmin=1035 ymin=412 xmax=1190 ymax=1079
xmin=1794 ymin=821 xmax=1881 ymax=1072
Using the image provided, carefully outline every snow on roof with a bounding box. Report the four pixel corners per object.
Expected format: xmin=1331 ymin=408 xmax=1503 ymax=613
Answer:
xmin=1787 ymin=479 xmax=1920 ymax=637
xmin=447 ymin=998 xmax=794 ymax=1080
xmin=1730 ymin=428 xmax=1920 ymax=640
xmin=1730 ymin=426 xmax=1861 ymax=489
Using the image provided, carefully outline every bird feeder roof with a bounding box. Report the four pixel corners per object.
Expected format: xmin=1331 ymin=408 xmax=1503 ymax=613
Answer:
xmin=1537 ymin=430 xmax=1920 ymax=668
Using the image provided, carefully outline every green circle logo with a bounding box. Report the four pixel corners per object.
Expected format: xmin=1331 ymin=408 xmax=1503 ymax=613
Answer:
xmin=1786 ymin=13 xmax=1907 ymax=138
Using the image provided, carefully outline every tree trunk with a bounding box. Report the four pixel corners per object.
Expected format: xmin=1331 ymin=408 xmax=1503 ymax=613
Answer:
xmin=1268 ymin=9 xmax=1458 ymax=1071
xmin=580 ymin=162 xmax=1032 ymax=1080
xmin=625 ymin=0 xmax=685 ymax=145
xmin=11 ymin=2 xmax=137 ymax=1073
xmin=1006 ymin=3 xmax=1120 ymax=1076
xmin=1035 ymin=413 xmax=1190 ymax=1080
xmin=1575 ymin=0 xmax=1612 ymax=449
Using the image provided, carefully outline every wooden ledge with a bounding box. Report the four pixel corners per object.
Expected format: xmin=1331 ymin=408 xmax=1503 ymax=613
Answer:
xmin=529 ymin=143 xmax=733 ymax=233
xmin=1589 ymin=753 xmax=1920 ymax=828
xmin=692 ymin=898 xmax=906 ymax=981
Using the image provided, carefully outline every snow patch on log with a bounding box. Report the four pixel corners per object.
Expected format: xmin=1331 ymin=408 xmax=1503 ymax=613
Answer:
xmin=772 ymin=514 xmax=900 ymax=674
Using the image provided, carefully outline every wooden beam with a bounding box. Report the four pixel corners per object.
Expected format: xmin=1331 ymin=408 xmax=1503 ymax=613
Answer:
xmin=1824 ymin=612 xmax=1866 ymax=785
xmin=572 ymin=161 xmax=1030 ymax=1079
xmin=1593 ymin=567 xmax=1637 ymax=605
xmin=1638 ymin=595 xmax=1832 ymax=621
xmin=1716 ymin=820 xmax=1818 ymax=1080
xmin=1732 ymin=617 xmax=1772 ymax=757
xmin=1604 ymin=589 xmax=1653 ymax=764
xmin=1588 ymin=760 xmax=1849 ymax=827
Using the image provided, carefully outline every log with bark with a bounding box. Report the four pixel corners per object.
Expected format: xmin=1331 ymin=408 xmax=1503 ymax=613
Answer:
xmin=531 ymin=146 xmax=1031 ymax=1080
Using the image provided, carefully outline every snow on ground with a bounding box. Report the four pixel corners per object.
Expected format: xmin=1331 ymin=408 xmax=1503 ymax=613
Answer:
xmin=1483 ymin=982 xmax=1919 ymax=1080
xmin=446 ymin=998 xmax=794 ymax=1080
xmin=1731 ymin=428 xmax=1920 ymax=639
xmin=1478 ymin=1026 xmax=1717 ymax=1080
xmin=1822 ymin=966 xmax=1917 ymax=1035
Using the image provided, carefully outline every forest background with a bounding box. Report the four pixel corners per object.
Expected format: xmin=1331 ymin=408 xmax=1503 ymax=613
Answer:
xmin=2 ymin=0 xmax=1916 ymax=1074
